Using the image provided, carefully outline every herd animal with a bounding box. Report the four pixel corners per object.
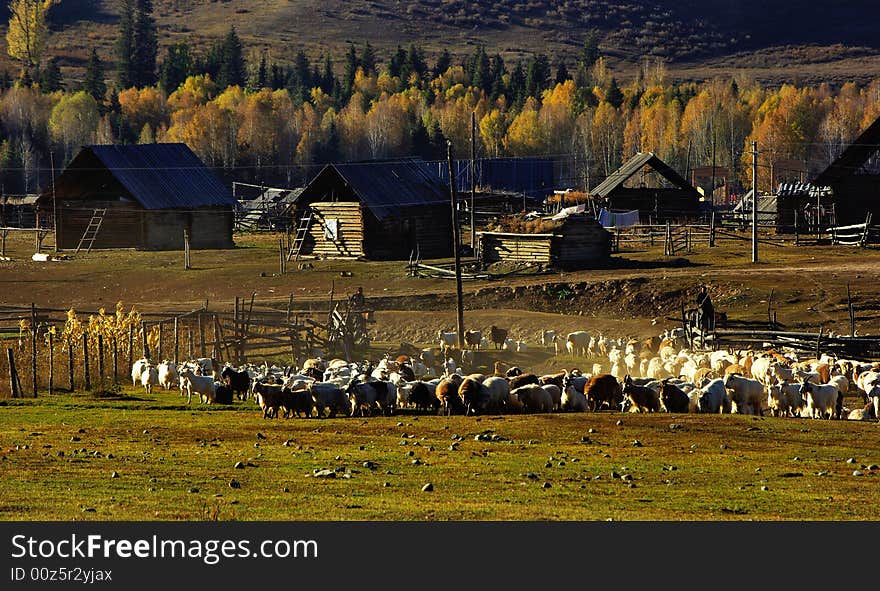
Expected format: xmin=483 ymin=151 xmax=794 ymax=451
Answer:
xmin=124 ymin=328 xmax=880 ymax=424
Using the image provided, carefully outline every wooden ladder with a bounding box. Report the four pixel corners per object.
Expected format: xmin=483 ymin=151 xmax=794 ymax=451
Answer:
xmin=286 ymin=211 xmax=313 ymax=261
xmin=75 ymin=208 xmax=107 ymax=254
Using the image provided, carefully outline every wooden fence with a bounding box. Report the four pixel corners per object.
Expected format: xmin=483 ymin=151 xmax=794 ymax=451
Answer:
xmin=0 ymin=294 xmax=370 ymax=398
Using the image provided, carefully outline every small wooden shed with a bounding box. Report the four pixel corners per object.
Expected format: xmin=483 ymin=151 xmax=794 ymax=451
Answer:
xmin=590 ymin=152 xmax=701 ymax=220
xmin=289 ymin=159 xmax=453 ymax=260
xmin=35 ymin=143 xmax=236 ymax=250
xmin=478 ymin=214 xmax=611 ymax=270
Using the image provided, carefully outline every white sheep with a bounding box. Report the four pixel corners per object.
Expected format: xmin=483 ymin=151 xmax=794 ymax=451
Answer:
xmin=799 ymin=382 xmax=841 ymax=419
xmin=724 ymin=374 xmax=766 ymax=416
xmin=157 ymin=361 xmax=178 ymax=391
xmin=140 ymin=364 xmax=159 ymax=395
xmin=131 ymin=358 xmax=149 ymax=386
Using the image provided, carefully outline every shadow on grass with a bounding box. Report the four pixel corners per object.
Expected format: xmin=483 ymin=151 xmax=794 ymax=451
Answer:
xmin=605 ymin=256 xmax=707 ymax=270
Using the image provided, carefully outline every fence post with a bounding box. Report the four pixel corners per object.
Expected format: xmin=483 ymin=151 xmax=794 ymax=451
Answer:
xmin=664 ymin=222 xmax=672 ymax=256
xmin=709 ymin=210 xmax=716 ymax=247
xmin=183 ymin=228 xmax=192 ymax=270
xmin=141 ymin=321 xmax=149 ymax=360
xmin=30 ymin=303 xmax=37 ymax=397
xmin=198 ymin=313 xmax=206 ymax=358
xmin=68 ymin=343 xmax=74 ymax=392
xmin=157 ymin=321 xmax=163 ymax=361
xmin=173 ymin=317 xmax=179 ymax=364
xmin=112 ymin=336 xmax=118 ymax=385
xmin=82 ymin=333 xmax=90 ymax=391
xmin=7 ymin=348 xmax=18 ymax=398
xmin=48 ymin=331 xmax=54 ymax=396
xmin=128 ymin=324 xmax=134 ymax=371
xmin=860 ymin=212 xmax=872 ymax=247
xmin=98 ymin=334 xmax=104 ymax=383
xmin=187 ymin=327 xmax=194 ymax=360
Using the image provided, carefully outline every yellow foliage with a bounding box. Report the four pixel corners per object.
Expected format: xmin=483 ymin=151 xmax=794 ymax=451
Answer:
xmin=5 ymin=0 xmax=55 ymax=68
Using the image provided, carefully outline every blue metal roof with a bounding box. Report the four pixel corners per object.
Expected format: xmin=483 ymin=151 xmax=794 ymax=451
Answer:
xmin=298 ymin=159 xmax=450 ymax=220
xmin=83 ymin=143 xmax=235 ymax=210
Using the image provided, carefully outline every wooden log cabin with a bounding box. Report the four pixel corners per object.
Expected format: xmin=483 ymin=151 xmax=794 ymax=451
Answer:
xmin=478 ymin=213 xmax=611 ymax=270
xmin=289 ymin=159 xmax=453 ymax=260
xmin=35 ymin=143 xmax=236 ymax=250
xmin=589 ymin=152 xmax=701 ymax=221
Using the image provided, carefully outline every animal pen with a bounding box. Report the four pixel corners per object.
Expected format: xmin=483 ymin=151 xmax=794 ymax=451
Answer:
xmin=0 ymin=294 xmax=372 ymax=398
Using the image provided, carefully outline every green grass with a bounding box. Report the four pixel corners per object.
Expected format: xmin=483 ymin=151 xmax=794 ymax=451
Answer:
xmin=1 ymin=390 xmax=879 ymax=521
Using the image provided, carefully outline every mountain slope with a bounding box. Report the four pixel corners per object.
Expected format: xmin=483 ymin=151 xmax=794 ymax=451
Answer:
xmin=1 ymin=0 xmax=878 ymax=85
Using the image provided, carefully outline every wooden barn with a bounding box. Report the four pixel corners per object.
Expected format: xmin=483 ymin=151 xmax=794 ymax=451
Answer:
xmin=589 ymin=152 xmax=701 ymax=221
xmin=288 ymin=159 xmax=453 ymax=260
xmin=812 ymin=114 xmax=880 ymax=226
xmin=36 ymin=143 xmax=236 ymax=251
xmin=478 ymin=213 xmax=611 ymax=270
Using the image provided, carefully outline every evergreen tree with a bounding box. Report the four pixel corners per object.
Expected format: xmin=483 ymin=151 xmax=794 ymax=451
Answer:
xmin=509 ymin=61 xmax=526 ymax=107
xmin=359 ymin=42 xmax=376 ymax=75
xmin=115 ymin=0 xmax=135 ymax=89
xmin=159 ymin=43 xmax=191 ymax=93
xmin=320 ymin=54 xmax=334 ymax=94
xmin=555 ymin=60 xmax=570 ymax=85
xmin=255 ymin=49 xmax=268 ymax=89
xmin=525 ymin=54 xmax=550 ymax=98
xmin=489 ymin=54 xmax=506 ymax=100
xmin=471 ymin=46 xmax=490 ymax=92
xmin=315 ymin=121 xmax=340 ymax=163
xmin=131 ymin=0 xmax=158 ymax=87
xmin=82 ymin=48 xmax=107 ymax=101
xmin=433 ymin=49 xmax=451 ymax=78
xmin=270 ymin=62 xmax=286 ymax=90
xmin=217 ymin=26 xmax=246 ymax=88
xmin=406 ymin=44 xmax=427 ymax=81
xmin=604 ymin=77 xmax=624 ymax=109
xmin=389 ymin=45 xmax=406 ymax=79
xmin=39 ymin=56 xmax=63 ymax=92
xmin=409 ymin=118 xmax=432 ymax=160
xmin=427 ymin=119 xmax=446 ymax=160
xmin=343 ymin=44 xmax=358 ymax=95
xmin=578 ymin=30 xmax=601 ymax=71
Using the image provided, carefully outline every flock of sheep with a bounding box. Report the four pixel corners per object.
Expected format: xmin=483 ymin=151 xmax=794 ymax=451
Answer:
xmin=128 ymin=325 xmax=880 ymax=423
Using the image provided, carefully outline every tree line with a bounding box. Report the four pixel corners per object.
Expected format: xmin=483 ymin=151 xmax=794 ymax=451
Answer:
xmin=1 ymin=1 xmax=878 ymax=196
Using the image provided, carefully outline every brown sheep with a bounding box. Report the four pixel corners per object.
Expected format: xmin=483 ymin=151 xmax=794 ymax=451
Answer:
xmin=508 ymin=373 xmax=540 ymax=391
xmin=436 ymin=375 xmax=465 ymax=415
xmin=489 ymin=325 xmax=508 ymax=350
xmin=622 ymin=376 xmax=661 ymax=413
xmin=583 ymin=374 xmax=623 ymax=412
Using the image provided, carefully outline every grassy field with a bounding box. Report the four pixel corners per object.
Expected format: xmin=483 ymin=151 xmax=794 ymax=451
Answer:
xmin=3 ymin=230 xmax=880 ymax=521
xmin=1 ymin=389 xmax=879 ymax=521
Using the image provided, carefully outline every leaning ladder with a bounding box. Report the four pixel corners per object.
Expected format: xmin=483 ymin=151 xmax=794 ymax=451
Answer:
xmin=75 ymin=208 xmax=107 ymax=254
xmin=287 ymin=211 xmax=313 ymax=261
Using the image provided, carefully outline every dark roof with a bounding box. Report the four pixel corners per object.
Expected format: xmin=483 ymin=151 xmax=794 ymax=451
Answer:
xmin=813 ymin=115 xmax=880 ymax=186
xmin=589 ymin=152 xmax=697 ymax=198
xmin=41 ymin=143 xmax=234 ymax=210
xmin=296 ymin=159 xmax=449 ymax=220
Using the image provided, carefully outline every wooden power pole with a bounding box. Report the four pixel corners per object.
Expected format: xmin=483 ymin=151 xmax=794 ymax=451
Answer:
xmin=447 ymin=141 xmax=465 ymax=347
xmin=470 ymin=110 xmax=477 ymax=250
xmin=751 ymin=141 xmax=758 ymax=263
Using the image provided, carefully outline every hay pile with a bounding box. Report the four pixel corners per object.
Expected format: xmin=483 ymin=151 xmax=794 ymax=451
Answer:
xmin=486 ymin=214 xmax=562 ymax=234
xmin=546 ymin=191 xmax=590 ymax=206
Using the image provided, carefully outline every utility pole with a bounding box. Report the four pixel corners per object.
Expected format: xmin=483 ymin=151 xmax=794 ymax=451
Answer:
xmin=751 ymin=141 xmax=758 ymax=263
xmin=447 ymin=141 xmax=465 ymax=347
xmin=470 ymin=110 xmax=476 ymax=250
xmin=50 ymin=153 xmax=57 ymax=252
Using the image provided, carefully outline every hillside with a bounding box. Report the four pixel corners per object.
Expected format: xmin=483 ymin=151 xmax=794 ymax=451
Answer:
xmin=2 ymin=0 xmax=879 ymax=86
